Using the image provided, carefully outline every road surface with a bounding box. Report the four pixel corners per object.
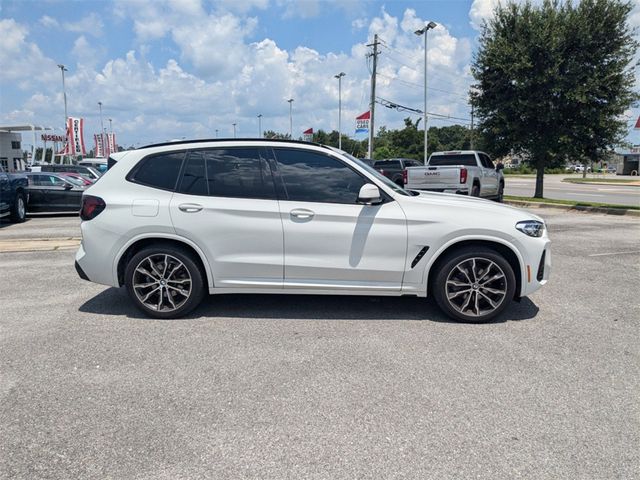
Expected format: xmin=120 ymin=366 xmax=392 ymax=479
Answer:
xmin=504 ymin=174 xmax=639 ymax=206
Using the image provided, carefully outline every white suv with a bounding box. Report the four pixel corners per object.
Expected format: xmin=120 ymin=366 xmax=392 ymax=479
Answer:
xmin=75 ymin=140 xmax=550 ymax=323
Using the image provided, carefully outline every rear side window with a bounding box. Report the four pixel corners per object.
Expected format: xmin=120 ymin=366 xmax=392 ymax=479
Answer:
xmin=176 ymin=148 xmax=276 ymax=200
xmin=403 ymin=160 xmax=422 ymax=167
xmin=206 ymin=148 xmax=275 ymax=199
xmin=129 ymin=152 xmax=185 ymax=191
xmin=428 ymin=154 xmax=477 ymax=166
xmin=274 ymin=148 xmax=368 ymax=204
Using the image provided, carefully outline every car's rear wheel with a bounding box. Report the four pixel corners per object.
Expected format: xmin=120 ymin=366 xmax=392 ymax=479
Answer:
xmin=471 ymin=184 xmax=480 ymax=197
xmin=10 ymin=192 xmax=26 ymax=223
xmin=432 ymin=246 xmax=516 ymax=323
xmin=125 ymin=245 xmax=205 ymax=319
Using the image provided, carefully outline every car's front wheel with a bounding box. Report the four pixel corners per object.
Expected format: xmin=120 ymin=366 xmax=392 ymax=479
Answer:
xmin=125 ymin=245 xmax=205 ymax=319
xmin=432 ymin=246 xmax=516 ymax=323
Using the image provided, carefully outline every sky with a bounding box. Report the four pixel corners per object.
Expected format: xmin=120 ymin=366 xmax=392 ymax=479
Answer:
xmin=0 ymin=0 xmax=639 ymax=153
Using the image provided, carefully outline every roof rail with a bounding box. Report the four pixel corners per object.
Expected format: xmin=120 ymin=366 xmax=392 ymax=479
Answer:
xmin=138 ymin=137 xmax=330 ymax=150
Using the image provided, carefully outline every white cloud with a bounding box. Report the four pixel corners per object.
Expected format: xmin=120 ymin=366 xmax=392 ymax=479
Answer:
xmin=352 ymin=17 xmax=368 ymax=30
xmin=2 ymin=7 xmax=476 ymax=147
xmin=39 ymin=15 xmax=60 ymax=28
xmin=63 ymin=13 xmax=104 ymax=37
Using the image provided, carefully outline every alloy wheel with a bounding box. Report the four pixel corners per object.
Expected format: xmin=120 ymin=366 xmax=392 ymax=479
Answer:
xmin=445 ymin=257 xmax=508 ymax=317
xmin=132 ymin=254 xmax=192 ymax=312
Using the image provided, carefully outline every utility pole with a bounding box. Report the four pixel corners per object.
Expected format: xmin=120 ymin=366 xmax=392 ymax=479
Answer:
xmin=257 ymin=114 xmax=263 ymax=138
xmin=366 ymin=34 xmax=380 ymax=160
xmin=57 ymin=64 xmax=68 ymax=131
xmin=334 ymin=72 xmax=345 ymax=150
xmin=415 ymin=21 xmax=437 ymax=163
xmin=470 ymin=103 xmax=474 ymax=150
xmin=98 ymin=101 xmax=105 ymax=159
xmin=287 ymin=98 xmax=294 ymax=138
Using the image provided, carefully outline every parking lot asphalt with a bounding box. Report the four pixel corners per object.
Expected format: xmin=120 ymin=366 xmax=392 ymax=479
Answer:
xmin=1 ymin=210 xmax=639 ymax=479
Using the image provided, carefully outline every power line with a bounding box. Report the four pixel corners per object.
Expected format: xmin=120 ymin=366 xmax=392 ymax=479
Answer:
xmin=376 ymin=96 xmax=472 ymax=124
xmin=376 ymin=72 xmax=469 ymax=99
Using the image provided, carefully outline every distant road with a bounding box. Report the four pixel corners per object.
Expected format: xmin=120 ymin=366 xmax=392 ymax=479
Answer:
xmin=504 ymin=174 xmax=640 ymax=206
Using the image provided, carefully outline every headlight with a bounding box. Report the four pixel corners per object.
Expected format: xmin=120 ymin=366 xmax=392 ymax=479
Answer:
xmin=515 ymin=220 xmax=545 ymax=237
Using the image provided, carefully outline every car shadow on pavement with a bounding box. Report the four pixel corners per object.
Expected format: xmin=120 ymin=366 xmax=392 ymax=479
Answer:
xmin=79 ymin=287 xmax=540 ymax=324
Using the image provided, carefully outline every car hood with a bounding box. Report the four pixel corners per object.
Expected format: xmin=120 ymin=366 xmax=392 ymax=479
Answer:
xmin=402 ymin=190 xmax=544 ymax=223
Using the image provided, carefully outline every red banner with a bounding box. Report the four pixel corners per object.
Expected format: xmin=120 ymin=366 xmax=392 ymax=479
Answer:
xmin=63 ymin=118 xmax=86 ymax=156
xmin=634 ymin=115 xmax=640 ymax=129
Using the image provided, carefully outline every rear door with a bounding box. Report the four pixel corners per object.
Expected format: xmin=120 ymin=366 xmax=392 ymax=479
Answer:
xmin=273 ymin=148 xmax=407 ymax=292
xmin=169 ymin=147 xmax=284 ymax=289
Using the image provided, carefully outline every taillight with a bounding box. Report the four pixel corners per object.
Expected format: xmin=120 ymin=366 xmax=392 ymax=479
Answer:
xmin=460 ymin=168 xmax=468 ymax=184
xmin=80 ymin=195 xmax=106 ymax=220
xmin=402 ymin=169 xmax=407 ymax=185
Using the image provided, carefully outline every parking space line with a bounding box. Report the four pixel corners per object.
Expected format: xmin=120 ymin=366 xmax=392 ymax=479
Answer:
xmin=588 ymin=251 xmax=640 ymax=257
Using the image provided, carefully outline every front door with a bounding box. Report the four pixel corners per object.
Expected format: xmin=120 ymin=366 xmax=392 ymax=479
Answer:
xmin=169 ymin=147 xmax=284 ymax=289
xmin=272 ymin=148 xmax=408 ymax=292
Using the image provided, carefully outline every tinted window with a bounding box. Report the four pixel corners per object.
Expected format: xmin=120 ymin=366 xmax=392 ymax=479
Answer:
xmin=275 ymin=149 xmax=368 ymax=204
xmin=428 ymin=154 xmax=477 ymax=166
xmin=206 ymin=148 xmax=275 ymax=199
xmin=403 ymin=160 xmax=422 ymax=167
xmin=178 ymin=153 xmax=207 ymax=196
xmin=480 ymin=154 xmax=494 ymax=169
xmin=130 ymin=152 xmax=185 ymax=190
xmin=374 ymin=160 xmax=401 ymax=168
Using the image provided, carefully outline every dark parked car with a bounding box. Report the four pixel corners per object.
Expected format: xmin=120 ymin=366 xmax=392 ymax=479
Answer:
xmin=373 ymin=158 xmax=423 ymax=186
xmin=25 ymin=172 xmax=86 ymax=213
xmin=0 ymin=165 xmax=28 ymax=222
xmin=35 ymin=164 xmax=101 ymax=182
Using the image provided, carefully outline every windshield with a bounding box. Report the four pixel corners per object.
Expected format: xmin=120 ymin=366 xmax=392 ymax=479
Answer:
xmin=62 ymin=175 xmax=85 ymax=186
xmin=328 ymin=147 xmax=410 ymax=196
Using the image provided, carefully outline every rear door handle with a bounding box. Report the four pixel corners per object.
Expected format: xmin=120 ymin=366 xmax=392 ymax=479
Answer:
xmin=178 ymin=203 xmax=203 ymax=213
xmin=290 ymin=208 xmax=314 ymax=220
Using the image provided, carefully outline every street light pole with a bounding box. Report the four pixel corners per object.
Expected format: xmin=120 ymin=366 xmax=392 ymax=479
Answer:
xmin=98 ymin=101 xmax=105 ymax=158
xmin=287 ymin=98 xmax=294 ymax=138
xmin=215 ymin=129 xmax=219 ymax=138
xmin=108 ymin=118 xmax=113 ymax=134
xmin=57 ymin=64 xmax=68 ymax=131
xmin=334 ymin=72 xmax=346 ymax=150
xmin=257 ymin=114 xmax=263 ymax=138
xmin=232 ymin=123 xmax=237 ymax=138
xmin=415 ymin=21 xmax=437 ymax=163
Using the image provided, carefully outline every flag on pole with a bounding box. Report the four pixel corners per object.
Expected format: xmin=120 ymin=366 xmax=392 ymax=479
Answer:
xmin=634 ymin=115 xmax=640 ymax=129
xmin=62 ymin=118 xmax=87 ymax=156
xmin=302 ymin=128 xmax=313 ymax=142
xmin=107 ymin=133 xmax=117 ymax=155
xmin=94 ymin=134 xmax=105 ymax=158
xmin=355 ymin=111 xmax=370 ymax=134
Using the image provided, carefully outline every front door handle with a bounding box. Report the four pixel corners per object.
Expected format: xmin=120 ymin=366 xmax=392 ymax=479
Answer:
xmin=290 ymin=208 xmax=314 ymax=220
xmin=178 ymin=203 xmax=203 ymax=213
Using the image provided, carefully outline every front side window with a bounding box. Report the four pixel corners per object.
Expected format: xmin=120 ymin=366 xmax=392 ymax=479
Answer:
xmin=274 ymin=149 xmax=368 ymax=204
xmin=129 ymin=152 xmax=185 ymax=190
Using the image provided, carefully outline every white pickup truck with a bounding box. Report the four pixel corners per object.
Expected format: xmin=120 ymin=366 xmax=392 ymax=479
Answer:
xmin=404 ymin=150 xmax=505 ymax=201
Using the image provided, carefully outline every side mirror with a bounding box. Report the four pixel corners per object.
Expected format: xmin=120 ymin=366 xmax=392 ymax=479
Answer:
xmin=357 ymin=183 xmax=382 ymax=205
xmin=64 ymin=183 xmax=73 ymax=190
xmin=496 ymin=163 xmax=504 ymax=171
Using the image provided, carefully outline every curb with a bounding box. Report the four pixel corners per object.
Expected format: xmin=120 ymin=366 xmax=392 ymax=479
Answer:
xmin=561 ymin=179 xmax=640 ymax=187
xmin=504 ymin=200 xmax=640 ymax=217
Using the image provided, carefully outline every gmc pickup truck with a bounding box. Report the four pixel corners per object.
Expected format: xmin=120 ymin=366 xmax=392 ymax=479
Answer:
xmin=0 ymin=165 xmax=28 ymax=222
xmin=404 ymin=150 xmax=504 ymax=201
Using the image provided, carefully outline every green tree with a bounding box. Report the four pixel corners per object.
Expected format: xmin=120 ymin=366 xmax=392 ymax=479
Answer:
xmin=471 ymin=0 xmax=638 ymax=197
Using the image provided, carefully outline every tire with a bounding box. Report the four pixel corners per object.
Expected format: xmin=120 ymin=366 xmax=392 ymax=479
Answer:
xmin=495 ymin=182 xmax=504 ymax=203
xmin=10 ymin=192 xmax=26 ymax=223
xmin=471 ymin=184 xmax=480 ymax=197
xmin=432 ymin=246 xmax=516 ymax=323
xmin=125 ymin=244 xmax=206 ymax=319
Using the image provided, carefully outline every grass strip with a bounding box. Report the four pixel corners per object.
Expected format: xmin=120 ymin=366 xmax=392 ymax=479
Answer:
xmin=505 ymin=195 xmax=640 ymax=210
xmin=562 ymin=177 xmax=639 ymax=185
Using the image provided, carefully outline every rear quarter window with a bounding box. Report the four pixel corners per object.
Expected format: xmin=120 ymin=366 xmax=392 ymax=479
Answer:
xmin=128 ymin=152 xmax=186 ymax=191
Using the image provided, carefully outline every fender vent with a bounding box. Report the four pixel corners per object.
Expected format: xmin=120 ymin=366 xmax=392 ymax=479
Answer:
xmin=411 ymin=246 xmax=430 ymax=269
